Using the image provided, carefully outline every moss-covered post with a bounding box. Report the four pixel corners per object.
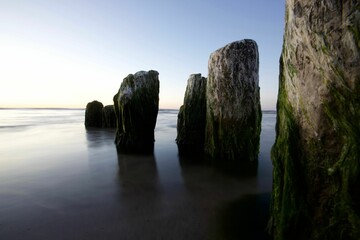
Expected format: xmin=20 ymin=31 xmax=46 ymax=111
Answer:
xmin=85 ymin=100 xmax=104 ymax=128
xmin=176 ymin=74 xmax=207 ymax=155
xmin=270 ymin=0 xmax=360 ymax=239
xmin=102 ymin=105 xmax=116 ymax=128
xmin=204 ymin=39 xmax=261 ymax=171
xmin=113 ymin=70 xmax=160 ymax=153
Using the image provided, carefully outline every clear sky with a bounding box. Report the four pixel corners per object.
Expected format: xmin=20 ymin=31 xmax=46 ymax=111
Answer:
xmin=0 ymin=0 xmax=285 ymax=110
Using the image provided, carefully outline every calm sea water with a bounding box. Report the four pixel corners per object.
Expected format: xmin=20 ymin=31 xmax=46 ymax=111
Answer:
xmin=0 ymin=109 xmax=276 ymax=240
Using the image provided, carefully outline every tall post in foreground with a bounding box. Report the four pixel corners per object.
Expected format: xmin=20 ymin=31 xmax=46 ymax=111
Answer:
xmin=204 ymin=39 xmax=261 ymax=171
xmin=270 ymin=0 xmax=360 ymax=239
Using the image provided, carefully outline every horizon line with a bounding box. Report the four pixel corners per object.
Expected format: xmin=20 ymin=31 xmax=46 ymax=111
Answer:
xmin=0 ymin=107 xmax=277 ymax=112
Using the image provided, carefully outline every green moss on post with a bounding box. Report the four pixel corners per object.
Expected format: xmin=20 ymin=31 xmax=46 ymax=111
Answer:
xmin=270 ymin=1 xmax=360 ymax=239
xmin=113 ymin=70 xmax=160 ymax=153
xmin=176 ymin=74 xmax=207 ymax=156
xmin=348 ymin=25 xmax=360 ymax=50
xmin=204 ymin=39 xmax=261 ymax=173
xmin=85 ymin=100 xmax=104 ymax=128
xmin=270 ymin=56 xmax=310 ymax=239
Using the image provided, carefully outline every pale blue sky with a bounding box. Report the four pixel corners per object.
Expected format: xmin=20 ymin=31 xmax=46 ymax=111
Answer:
xmin=0 ymin=0 xmax=285 ymax=109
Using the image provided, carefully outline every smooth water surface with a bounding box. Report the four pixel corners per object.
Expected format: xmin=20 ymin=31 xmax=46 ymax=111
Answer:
xmin=0 ymin=109 xmax=276 ymax=240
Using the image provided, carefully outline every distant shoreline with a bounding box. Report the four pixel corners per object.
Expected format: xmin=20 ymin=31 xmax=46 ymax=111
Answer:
xmin=0 ymin=107 xmax=86 ymax=110
xmin=0 ymin=108 xmax=277 ymax=113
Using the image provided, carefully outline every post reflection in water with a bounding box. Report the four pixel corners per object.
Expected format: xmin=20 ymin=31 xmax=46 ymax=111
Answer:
xmin=116 ymin=152 xmax=161 ymax=198
xmin=115 ymin=152 xmax=168 ymax=237
xmin=174 ymin=112 xmax=276 ymax=239
xmin=81 ymin=109 xmax=275 ymax=239
xmin=85 ymin=128 xmax=116 ymax=148
xmin=178 ymin=156 xmax=265 ymax=239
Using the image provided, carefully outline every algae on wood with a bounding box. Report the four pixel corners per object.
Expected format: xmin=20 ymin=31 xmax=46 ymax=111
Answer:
xmin=270 ymin=1 xmax=360 ymax=239
xmin=176 ymin=74 xmax=207 ymax=155
xmin=113 ymin=70 xmax=160 ymax=153
xmin=102 ymin=105 xmax=116 ymax=128
xmin=204 ymin=39 xmax=261 ymax=170
xmin=85 ymin=100 xmax=104 ymax=128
